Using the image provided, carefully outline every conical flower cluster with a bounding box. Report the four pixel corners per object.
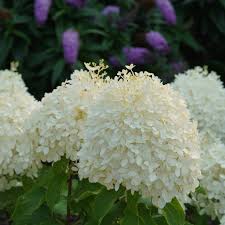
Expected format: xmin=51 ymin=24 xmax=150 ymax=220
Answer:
xmin=172 ymin=67 xmax=225 ymax=142
xmin=0 ymin=69 xmax=41 ymax=191
xmin=28 ymin=62 xmax=107 ymax=163
xmin=78 ymin=65 xmax=201 ymax=208
xmin=173 ymin=66 xmax=225 ymax=224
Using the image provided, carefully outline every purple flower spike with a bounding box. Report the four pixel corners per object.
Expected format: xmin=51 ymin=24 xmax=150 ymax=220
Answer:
xmin=65 ymin=0 xmax=86 ymax=8
xmin=102 ymin=5 xmax=120 ymax=16
xmin=123 ymin=47 xmax=152 ymax=65
xmin=109 ymin=56 xmax=121 ymax=67
xmin=145 ymin=31 xmax=170 ymax=54
xmin=34 ymin=0 xmax=52 ymax=25
xmin=62 ymin=29 xmax=80 ymax=65
xmin=154 ymin=0 xmax=176 ymax=25
xmin=170 ymin=61 xmax=187 ymax=74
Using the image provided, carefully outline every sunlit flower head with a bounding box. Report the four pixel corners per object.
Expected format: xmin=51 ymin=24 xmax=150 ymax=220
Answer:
xmin=78 ymin=65 xmax=201 ymax=208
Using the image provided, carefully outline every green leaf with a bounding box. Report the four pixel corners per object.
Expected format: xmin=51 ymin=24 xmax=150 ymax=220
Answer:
xmin=74 ymin=179 xmax=103 ymax=202
xmin=55 ymin=20 xmax=65 ymax=44
xmin=121 ymin=192 xmax=140 ymax=225
xmin=46 ymin=174 xmax=66 ymax=210
xmin=46 ymin=160 xmax=67 ymax=209
xmin=162 ymin=198 xmax=185 ymax=225
xmin=29 ymin=49 xmax=55 ymax=67
xmin=51 ymin=59 xmax=65 ymax=87
xmin=12 ymin=187 xmax=46 ymax=223
xmin=27 ymin=204 xmax=53 ymax=225
xmin=219 ymin=0 xmax=225 ymax=9
xmin=0 ymin=187 xmax=23 ymax=212
xmin=138 ymin=204 xmax=157 ymax=225
xmin=180 ymin=32 xmax=204 ymax=52
xmin=81 ymin=29 xmax=108 ymax=37
xmin=100 ymin=201 xmax=126 ymax=225
xmin=92 ymin=188 xmax=123 ymax=224
xmin=13 ymin=30 xmax=31 ymax=43
xmin=12 ymin=15 xmax=30 ymax=24
xmin=153 ymin=215 xmax=169 ymax=225
xmin=209 ymin=8 xmax=225 ymax=35
xmin=53 ymin=198 xmax=67 ymax=216
xmin=0 ymin=36 xmax=13 ymax=66
xmin=121 ymin=211 xmax=139 ymax=225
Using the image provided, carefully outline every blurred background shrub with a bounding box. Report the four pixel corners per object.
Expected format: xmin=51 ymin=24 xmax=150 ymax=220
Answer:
xmin=0 ymin=0 xmax=224 ymax=99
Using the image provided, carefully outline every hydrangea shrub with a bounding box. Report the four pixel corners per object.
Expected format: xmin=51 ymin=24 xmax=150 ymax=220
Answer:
xmin=0 ymin=63 xmax=205 ymax=225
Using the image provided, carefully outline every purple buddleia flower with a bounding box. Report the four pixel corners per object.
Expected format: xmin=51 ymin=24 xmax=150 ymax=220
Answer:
xmin=108 ymin=56 xmax=121 ymax=67
xmin=102 ymin=5 xmax=120 ymax=16
xmin=34 ymin=0 xmax=52 ymax=25
xmin=170 ymin=61 xmax=187 ymax=74
xmin=65 ymin=0 xmax=86 ymax=8
xmin=62 ymin=29 xmax=80 ymax=65
xmin=154 ymin=0 xmax=176 ymax=25
xmin=123 ymin=47 xmax=152 ymax=65
xmin=145 ymin=31 xmax=170 ymax=54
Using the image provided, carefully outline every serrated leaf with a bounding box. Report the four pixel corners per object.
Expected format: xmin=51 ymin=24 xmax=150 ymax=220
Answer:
xmin=12 ymin=187 xmax=46 ymax=223
xmin=0 ymin=187 xmax=23 ymax=212
xmin=162 ymin=198 xmax=185 ymax=225
xmin=138 ymin=204 xmax=157 ymax=225
xmin=121 ymin=192 xmax=140 ymax=225
xmin=46 ymin=174 xmax=66 ymax=210
xmin=153 ymin=215 xmax=169 ymax=225
xmin=100 ymin=201 xmax=126 ymax=225
xmin=53 ymin=198 xmax=67 ymax=216
xmin=92 ymin=188 xmax=123 ymax=224
xmin=121 ymin=211 xmax=139 ymax=225
xmin=74 ymin=179 xmax=103 ymax=202
xmin=46 ymin=160 xmax=67 ymax=209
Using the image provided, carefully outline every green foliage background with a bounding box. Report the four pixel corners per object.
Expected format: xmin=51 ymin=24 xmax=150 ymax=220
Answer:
xmin=0 ymin=0 xmax=225 ymax=100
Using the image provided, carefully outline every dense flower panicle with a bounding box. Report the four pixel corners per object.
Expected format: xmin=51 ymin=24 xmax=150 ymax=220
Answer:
xmin=154 ymin=0 xmax=177 ymax=25
xmin=34 ymin=0 xmax=52 ymax=25
xmin=0 ymin=177 xmax=21 ymax=192
xmin=146 ymin=31 xmax=170 ymax=54
xmin=28 ymin=63 xmax=107 ymax=163
xmin=78 ymin=66 xmax=201 ymax=208
xmin=172 ymin=67 xmax=225 ymax=142
xmin=102 ymin=5 xmax=120 ymax=16
xmin=123 ymin=47 xmax=152 ymax=65
xmin=0 ymin=69 xmax=27 ymax=92
xmin=0 ymin=70 xmax=41 ymax=191
xmin=65 ymin=0 xmax=86 ymax=8
xmin=62 ymin=29 xmax=80 ymax=65
xmin=192 ymin=134 xmax=225 ymax=224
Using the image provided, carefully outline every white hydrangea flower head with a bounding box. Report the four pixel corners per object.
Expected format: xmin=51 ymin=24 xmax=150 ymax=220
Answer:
xmin=28 ymin=62 xmax=107 ymax=163
xmin=0 ymin=176 xmax=21 ymax=192
xmin=172 ymin=66 xmax=225 ymax=142
xmin=0 ymin=69 xmax=41 ymax=191
xmin=78 ymin=66 xmax=201 ymax=208
xmin=0 ymin=69 xmax=26 ymax=93
xmin=192 ymin=133 xmax=225 ymax=224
